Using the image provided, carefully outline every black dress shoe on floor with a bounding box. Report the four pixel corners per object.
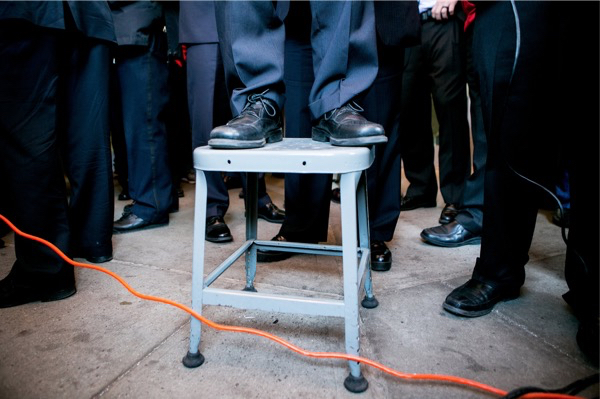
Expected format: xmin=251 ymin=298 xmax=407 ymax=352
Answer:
xmin=118 ymin=191 xmax=131 ymax=201
xmin=331 ymin=187 xmax=341 ymax=204
xmin=257 ymin=203 xmax=285 ymax=224
xmin=312 ymin=102 xmax=387 ymax=146
xmin=439 ymin=203 xmax=458 ymax=225
xmin=371 ymin=241 xmax=392 ymax=272
xmin=257 ymin=234 xmax=295 ymax=263
xmin=85 ymin=255 xmax=113 ymax=264
xmin=420 ymin=220 xmax=481 ymax=247
xmin=400 ymin=195 xmax=436 ymax=211
xmin=209 ymin=92 xmax=282 ymax=149
xmin=0 ymin=269 xmax=76 ymax=308
xmin=113 ymin=213 xmax=168 ymax=234
xmin=443 ymin=279 xmax=520 ymax=317
xmin=206 ymin=216 xmax=233 ymax=243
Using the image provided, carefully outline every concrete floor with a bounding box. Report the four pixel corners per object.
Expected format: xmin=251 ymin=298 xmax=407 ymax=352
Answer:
xmin=0 ymin=173 xmax=597 ymax=399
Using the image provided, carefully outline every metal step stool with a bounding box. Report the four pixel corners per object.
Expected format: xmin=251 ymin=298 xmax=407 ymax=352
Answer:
xmin=182 ymin=138 xmax=379 ymax=393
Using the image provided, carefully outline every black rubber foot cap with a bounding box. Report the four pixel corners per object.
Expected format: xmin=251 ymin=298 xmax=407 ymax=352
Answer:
xmin=182 ymin=351 xmax=205 ymax=368
xmin=242 ymin=286 xmax=257 ymax=292
xmin=361 ymin=296 xmax=379 ymax=309
xmin=344 ymin=373 xmax=368 ymax=393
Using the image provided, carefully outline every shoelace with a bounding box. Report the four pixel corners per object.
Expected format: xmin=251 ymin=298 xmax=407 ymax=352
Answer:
xmin=235 ymin=90 xmax=277 ymax=120
xmin=323 ymin=101 xmax=364 ymax=121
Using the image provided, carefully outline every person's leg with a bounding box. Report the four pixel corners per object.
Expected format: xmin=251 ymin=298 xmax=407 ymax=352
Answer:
xmin=0 ymin=22 xmax=75 ymax=307
xmin=428 ymin=19 xmax=470 ymax=208
xmin=214 ymin=1 xmax=285 ymax=114
xmin=59 ymin=36 xmax=114 ymax=262
xmin=398 ymin=44 xmax=438 ymax=206
xmin=115 ymin=33 xmax=173 ymax=226
xmin=187 ymin=43 xmax=230 ymax=219
xmin=279 ymin=3 xmax=331 ymax=244
xmin=444 ymin=1 xmax=559 ymax=317
xmin=186 ymin=43 xmax=232 ymax=242
xmin=361 ymin=37 xmax=404 ymax=271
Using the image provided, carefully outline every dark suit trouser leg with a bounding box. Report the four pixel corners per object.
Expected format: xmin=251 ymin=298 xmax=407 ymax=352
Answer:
xmin=472 ymin=2 xmax=562 ymax=288
xmin=215 ymin=1 xmax=285 ymax=114
xmin=116 ymin=40 xmax=173 ymax=222
xmin=399 ymin=45 xmax=438 ymax=200
xmin=427 ymin=19 xmax=470 ymax=206
xmin=59 ymin=38 xmax=114 ymax=258
xmin=307 ymin=1 xmax=378 ymax=119
xmin=0 ymin=24 xmax=71 ymax=278
xmin=560 ymin=3 xmax=599 ymax=319
xmin=455 ymin=28 xmax=485 ymax=234
xmin=362 ymin=40 xmax=403 ymax=242
xmin=187 ymin=43 xmax=230 ymax=218
xmin=280 ymin=33 xmax=330 ymax=243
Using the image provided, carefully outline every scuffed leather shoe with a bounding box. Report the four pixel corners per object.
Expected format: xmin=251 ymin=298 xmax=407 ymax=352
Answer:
xmin=371 ymin=241 xmax=392 ymax=272
xmin=312 ymin=102 xmax=387 ymax=146
xmin=420 ymin=220 xmax=481 ymax=247
xmin=209 ymin=92 xmax=282 ymax=149
xmin=400 ymin=195 xmax=436 ymax=211
xmin=0 ymin=267 xmax=76 ymax=308
xmin=113 ymin=213 xmax=168 ymax=234
xmin=257 ymin=234 xmax=295 ymax=263
xmin=443 ymin=278 xmax=520 ymax=317
xmin=258 ymin=202 xmax=285 ymax=224
xmin=206 ymin=216 xmax=233 ymax=243
xmin=439 ymin=203 xmax=458 ymax=225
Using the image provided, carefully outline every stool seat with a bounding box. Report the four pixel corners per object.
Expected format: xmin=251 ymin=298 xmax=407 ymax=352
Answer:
xmin=193 ymin=138 xmax=373 ymax=174
xmin=184 ymin=138 xmax=378 ymax=393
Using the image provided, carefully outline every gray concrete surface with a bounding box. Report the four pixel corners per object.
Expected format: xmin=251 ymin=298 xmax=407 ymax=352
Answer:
xmin=0 ymin=173 xmax=597 ymax=399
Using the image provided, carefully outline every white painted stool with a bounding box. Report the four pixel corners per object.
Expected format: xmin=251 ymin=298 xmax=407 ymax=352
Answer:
xmin=183 ymin=138 xmax=378 ymax=392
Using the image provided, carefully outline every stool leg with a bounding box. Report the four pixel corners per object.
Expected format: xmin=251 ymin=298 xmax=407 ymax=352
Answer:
xmin=357 ymin=171 xmax=378 ymax=309
xmin=183 ymin=170 xmax=207 ymax=368
xmin=340 ymin=172 xmax=368 ymax=393
xmin=243 ymin=172 xmax=258 ymax=292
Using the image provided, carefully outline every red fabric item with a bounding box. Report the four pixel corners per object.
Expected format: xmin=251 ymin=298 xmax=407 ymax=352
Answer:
xmin=462 ymin=1 xmax=476 ymax=32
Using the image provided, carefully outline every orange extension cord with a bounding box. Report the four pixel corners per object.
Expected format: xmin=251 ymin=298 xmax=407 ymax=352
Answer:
xmin=0 ymin=214 xmax=585 ymax=399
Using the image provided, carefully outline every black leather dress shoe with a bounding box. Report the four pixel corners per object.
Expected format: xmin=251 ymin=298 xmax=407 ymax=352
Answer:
xmin=312 ymin=102 xmax=387 ymax=146
xmin=420 ymin=220 xmax=481 ymax=247
xmin=443 ymin=279 xmax=520 ymax=317
xmin=439 ymin=203 xmax=458 ymax=225
xmin=209 ymin=92 xmax=282 ymax=149
xmin=113 ymin=213 xmax=168 ymax=234
xmin=118 ymin=191 xmax=131 ymax=201
xmin=258 ymin=202 xmax=285 ymax=224
xmin=400 ymin=195 xmax=436 ymax=211
xmin=223 ymin=174 xmax=243 ymax=190
xmin=86 ymin=255 xmax=113 ymax=264
xmin=206 ymin=216 xmax=233 ymax=243
xmin=371 ymin=241 xmax=392 ymax=272
xmin=0 ymin=268 xmax=76 ymax=308
xmin=257 ymin=234 xmax=295 ymax=263
xmin=331 ymin=187 xmax=341 ymax=204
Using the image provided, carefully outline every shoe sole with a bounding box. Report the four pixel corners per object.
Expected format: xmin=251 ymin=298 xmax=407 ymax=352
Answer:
xmin=208 ymin=129 xmax=283 ymax=149
xmin=113 ymin=221 xmax=169 ymax=235
xmin=371 ymin=261 xmax=391 ymax=272
xmin=1 ymin=287 xmax=77 ymax=309
xmin=420 ymin=233 xmax=481 ymax=248
xmin=257 ymin=214 xmax=285 ymax=224
xmin=257 ymin=251 xmax=294 ymax=263
xmin=442 ymin=291 xmax=520 ymax=318
xmin=311 ymin=127 xmax=388 ymax=146
xmin=205 ymin=235 xmax=233 ymax=243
